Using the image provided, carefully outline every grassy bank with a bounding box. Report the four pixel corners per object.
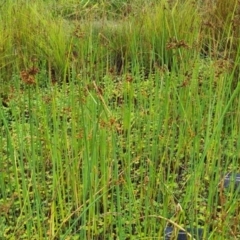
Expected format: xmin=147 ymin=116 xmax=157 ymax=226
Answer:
xmin=0 ymin=0 xmax=240 ymax=239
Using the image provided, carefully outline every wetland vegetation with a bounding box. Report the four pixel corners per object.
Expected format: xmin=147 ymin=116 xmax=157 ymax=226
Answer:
xmin=0 ymin=0 xmax=240 ymax=239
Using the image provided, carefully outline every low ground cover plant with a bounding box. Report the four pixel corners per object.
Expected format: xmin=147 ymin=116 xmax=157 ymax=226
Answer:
xmin=0 ymin=0 xmax=240 ymax=239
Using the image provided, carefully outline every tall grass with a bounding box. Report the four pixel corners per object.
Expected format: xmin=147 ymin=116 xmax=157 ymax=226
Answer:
xmin=0 ymin=0 xmax=240 ymax=239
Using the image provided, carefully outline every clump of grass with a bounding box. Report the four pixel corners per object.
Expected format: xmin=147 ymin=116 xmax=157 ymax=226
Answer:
xmin=137 ymin=0 xmax=201 ymax=72
xmin=199 ymin=0 xmax=240 ymax=90
xmin=200 ymin=0 xmax=240 ymax=58
xmin=0 ymin=1 xmax=72 ymax=86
